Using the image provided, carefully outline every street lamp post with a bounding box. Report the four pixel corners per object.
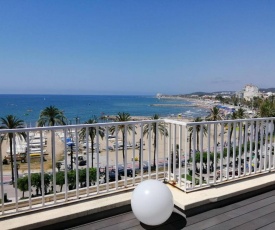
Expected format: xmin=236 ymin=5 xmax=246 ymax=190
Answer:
xmin=16 ymin=164 xmax=20 ymax=178
xmin=67 ymin=142 xmax=75 ymax=170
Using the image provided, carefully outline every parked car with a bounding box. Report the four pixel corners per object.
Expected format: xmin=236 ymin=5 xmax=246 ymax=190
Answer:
xmin=79 ymin=160 xmax=86 ymax=166
xmin=104 ymin=170 xmax=122 ymax=182
xmin=117 ymin=164 xmax=135 ymax=177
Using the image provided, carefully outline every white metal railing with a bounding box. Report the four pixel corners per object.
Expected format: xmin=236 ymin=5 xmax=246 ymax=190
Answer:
xmin=165 ymin=117 xmax=275 ymax=191
xmin=0 ymin=117 xmax=274 ymax=216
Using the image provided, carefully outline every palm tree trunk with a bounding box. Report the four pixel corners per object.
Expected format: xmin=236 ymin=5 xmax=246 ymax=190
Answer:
xmin=230 ymin=124 xmax=233 ymax=144
xmin=9 ymin=138 xmax=15 ymax=185
xmin=122 ymin=131 xmax=125 ymax=164
xmin=197 ymin=130 xmax=199 ymax=151
xmin=189 ymin=133 xmax=192 ymax=159
xmin=91 ymin=140 xmax=94 ymax=168
xmin=153 ymin=133 xmax=156 ymax=168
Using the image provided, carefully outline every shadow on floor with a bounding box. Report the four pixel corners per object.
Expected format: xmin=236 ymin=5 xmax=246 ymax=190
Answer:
xmin=140 ymin=212 xmax=187 ymax=229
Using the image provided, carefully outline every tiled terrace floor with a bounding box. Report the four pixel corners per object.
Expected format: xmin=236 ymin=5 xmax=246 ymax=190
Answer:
xmin=69 ymin=189 xmax=275 ymax=230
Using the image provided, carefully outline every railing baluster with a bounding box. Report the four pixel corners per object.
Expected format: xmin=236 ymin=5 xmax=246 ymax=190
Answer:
xmin=173 ymin=124 xmax=176 ymax=181
xmin=140 ymin=125 xmax=144 ymax=181
xmin=148 ymin=123 xmax=151 ymax=178
xmin=220 ymin=123 xmax=224 ymax=181
xmin=238 ymin=122 xmax=242 ymax=178
xmin=264 ymin=120 xmax=269 ymax=171
xmin=168 ymin=123 xmax=171 ymax=182
xmin=184 ymin=124 xmax=188 ymax=190
xmin=75 ymin=128 xmax=79 ymax=199
xmin=155 ymin=122 xmax=159 ymax=180
xmin=64 ymin=129 xmax=68 ymax=201
xmin=105 ymin=127 xmax=109 ymax=192
xmin=96 ymin=126 xmax=100 ymax=194
xmin=259 ymin=122 xmax=264 ymax=172
xmin=40 ymin=130 xmax=45 ymax=206
xmin=192 ymin=125 xmax=196 ymax=188
xmin=0 ymin=133 xmax=4 ymax=215
xmin=27 ymin=132 xmax=32 ymax=209
xmin=178 ymin=124 xmax=182 ymax=188
xmin=213 ymin=123 xmax=217 ymax=184
xmin=207 ymin=124 xmax=211 ymax=184
xmin=114 ymin=126 xmax=118 ymax=190
xmin=226 ymin=122 xmax=231 ymax=180
xmin=244 ymin=121 xmax=248 ymax=176
xmin=199 ymin=124 xmax=203 ymax=187
xmin=85 ymin=127 xmax=89 ymax=196
xmin=13 ymin=135 xmax=18 ymax=212
xmin=124 ymin=125 xmax=127 ymax=187
xmin=132 ymin=125 xmax=136 ymax=184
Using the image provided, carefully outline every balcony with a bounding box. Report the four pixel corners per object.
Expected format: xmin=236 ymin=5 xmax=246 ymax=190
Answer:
xmin=0 ymin=117 xmax=275 ymax=228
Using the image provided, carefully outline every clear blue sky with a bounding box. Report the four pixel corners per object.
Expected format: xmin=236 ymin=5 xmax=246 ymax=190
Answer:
xmin=1 ymin=0 xmax=275 ymax=95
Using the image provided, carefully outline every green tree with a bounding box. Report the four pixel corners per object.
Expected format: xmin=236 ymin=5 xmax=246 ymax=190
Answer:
xmin=37 ymin=106 xmax=67 ymax=127
xmin=215 ymin=95 xmax=225 ymax=104
xmin=17 ymin=176 xmax=29 ymax=198
xmin=189 ymin=151 xmax=220 ymax=173
xmin=67 ymin=170 xmax=76 ymax=190
xmin=143 ymin=114 xmax=168 ymax=168
xmin=89 ymin=167 xmax=97 ymax=184
xmin=206 ymin=106 xmax=223 ymax=121
xmin=31 ymin=173 xmax=51 ymax=196
xmin=31 ymin=173 xmax=41 ymax=196
xmin=56 ymin=171 xmax=65 ymax=192
xmin=109 ymin=112 xmax=134 ymax=163
xmin=79 ymin=168 xmax=87 ymax=187
xmin=79 ymin=116 xmax=105 ymax=168
xmin=0 ymin=115 xmax=26 ymax=184
xmin=258 ymin=99 xmax=275 ymax=117
xmin=231 ymin=95 xmax=239 ymax=106
xmin=79 ymin=168 xmax=97 ymax=187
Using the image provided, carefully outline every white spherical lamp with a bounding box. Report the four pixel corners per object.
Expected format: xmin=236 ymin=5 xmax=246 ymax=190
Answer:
xmin=131 ymin=180 xmax=174 ymax=226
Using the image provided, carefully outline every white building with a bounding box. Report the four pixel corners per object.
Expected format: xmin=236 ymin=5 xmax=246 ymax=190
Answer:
xmin=242 ymin=84 xmax=260 ymax=101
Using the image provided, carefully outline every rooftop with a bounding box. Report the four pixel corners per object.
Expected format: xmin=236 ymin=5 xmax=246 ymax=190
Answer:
xmin=1 ymin=172 xmax=275 ymax=229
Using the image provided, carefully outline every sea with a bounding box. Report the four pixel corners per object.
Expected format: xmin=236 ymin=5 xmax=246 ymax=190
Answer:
xmin=0 ymin=95 xmax=210 ymax=127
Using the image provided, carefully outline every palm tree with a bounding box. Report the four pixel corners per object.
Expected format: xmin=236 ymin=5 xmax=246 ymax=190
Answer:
xmin=109 ymin=112 xmax=134 ymax=163
xmin=188 ymin=117 xmax=207 ymax=152
xmin=258 ymin=99 xmax=275 ymax=118
xmin=143 ymin=114 xmax=168 ymax=168
xmin=37 ymin=106 xmax=67 ymax=127
xmin=229 ymin=111 xmax=238 ymax=143
xmin=206 ymin=106 xmax=223 ymax=147
xmin=79 ymin=116 xmax=105 ymax=168
xmin=37 ymin=106 xmax=67 ymax=167
xmin=0 ymin=115 xmax=26 ymax=184
xmin=206 ymin=106 xmax=223 ymax=121
xmin=236 ymin=108 xmax=248 ymax=144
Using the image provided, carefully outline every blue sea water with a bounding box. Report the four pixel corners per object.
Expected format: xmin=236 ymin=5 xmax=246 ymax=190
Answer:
xmin=0 ymin=95 xmax=209 ymax=127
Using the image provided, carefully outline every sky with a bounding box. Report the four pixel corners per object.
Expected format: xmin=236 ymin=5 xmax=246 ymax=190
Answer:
xmin=1 ymin=0 xmax=275 ymax=95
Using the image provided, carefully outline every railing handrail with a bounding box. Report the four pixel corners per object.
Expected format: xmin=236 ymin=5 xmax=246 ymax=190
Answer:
xmin=0 ymin=119 xmax=166 ymax=134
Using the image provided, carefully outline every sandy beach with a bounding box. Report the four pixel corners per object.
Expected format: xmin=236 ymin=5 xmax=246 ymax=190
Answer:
xmin=0 ymin=112 xmax=229 ymax=178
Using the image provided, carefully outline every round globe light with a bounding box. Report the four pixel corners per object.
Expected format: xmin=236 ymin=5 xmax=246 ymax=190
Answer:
xmin=131 ymin=180 xmax=174 ymax=226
